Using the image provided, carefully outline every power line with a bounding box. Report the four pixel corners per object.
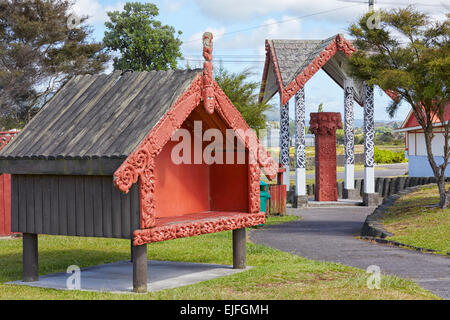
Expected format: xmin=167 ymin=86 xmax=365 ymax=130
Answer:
xmin=181 ymin=3 xmax=365 ymax=44
xmin=184 ymin=60 xmax=265 ymax=64
xmin=338 ymin=0 xmax=449 ymax=8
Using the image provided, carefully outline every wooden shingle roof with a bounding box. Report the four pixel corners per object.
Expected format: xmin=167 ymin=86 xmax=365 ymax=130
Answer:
xmin=0 ymin=69 xmax=200 ymax=160
xmin=270 ymin=37 xmax=333 ymax=88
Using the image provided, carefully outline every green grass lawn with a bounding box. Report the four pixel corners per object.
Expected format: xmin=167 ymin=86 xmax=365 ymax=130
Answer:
xmin=382 ymin=185 xmax=450 ymax=255
xmin=0 ymin=216 xmax=438 ymax=300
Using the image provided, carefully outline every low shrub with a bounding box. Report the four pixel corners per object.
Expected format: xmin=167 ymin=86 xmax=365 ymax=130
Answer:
xmin=374 ymin=147 xmax=407 ymax=164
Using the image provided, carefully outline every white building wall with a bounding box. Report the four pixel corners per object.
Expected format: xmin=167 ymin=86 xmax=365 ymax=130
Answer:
xmin=407 ymin=131 xmax=446 ymax=157
xmin=408 ymin=132 xmax=415 ymax=155
xmin=407 ymin=127 xmax=449 ymax=176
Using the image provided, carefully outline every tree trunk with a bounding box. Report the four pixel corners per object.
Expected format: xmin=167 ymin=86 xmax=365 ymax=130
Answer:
xmin=422 ymin=127 xmax=448 ymax=208
xmin=437 ymin=177 xmax=449 ymax=208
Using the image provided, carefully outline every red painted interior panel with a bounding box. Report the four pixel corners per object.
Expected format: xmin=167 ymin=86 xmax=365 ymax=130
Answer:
xmin=154 ymin=139 xmax=210 ymax=218
xmin=210 ymin=151 xmax=248 ymax=212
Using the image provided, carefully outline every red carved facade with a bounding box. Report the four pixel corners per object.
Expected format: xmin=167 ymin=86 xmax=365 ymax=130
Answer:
xmin=113 ymin=33 xmax=277 ymax=245
xmin=309 ymin=112 xmax=342 ymax=201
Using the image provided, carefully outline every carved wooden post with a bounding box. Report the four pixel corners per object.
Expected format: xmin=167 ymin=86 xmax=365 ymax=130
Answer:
xmin=279 ymin=100 xmax=290 ymax=191
xmin=132 ymin=243 xmax=147 ymax=293
xmin=23 ymin=233 xmax=38 ymax=282
xmin=233 ymin=228 xmax=246 ymax=269
xmin=363 ymin=83 xmax=379 ymax=206
xmin=343 ymin=79 xmax=358 ymax=199
xmin=309 ymin=112 xmax=342 ymax=201
xmin=294 ymin=88 xmax=308 ymax=207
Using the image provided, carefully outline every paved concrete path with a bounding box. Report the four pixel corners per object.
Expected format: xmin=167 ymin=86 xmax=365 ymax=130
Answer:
xmin=251 ymin=207 xmax=450 ymax=299
xmin=7 ymin=260 xmax=250 ymax=293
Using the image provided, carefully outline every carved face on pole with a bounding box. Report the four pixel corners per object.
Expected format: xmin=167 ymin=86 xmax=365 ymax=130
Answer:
xmin=202 ymin=32 xmax=214 ymax=114
xmin=203 ymin=32 xmax=213 ymax=61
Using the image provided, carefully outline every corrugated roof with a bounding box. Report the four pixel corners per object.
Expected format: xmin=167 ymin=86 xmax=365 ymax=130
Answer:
xmin=0 ymin=69 xmax=201 ymax=160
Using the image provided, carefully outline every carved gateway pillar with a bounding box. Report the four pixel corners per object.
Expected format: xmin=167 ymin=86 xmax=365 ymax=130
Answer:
xmin=363 ymin=84 xmax=379 ymax=206
xmin=343 ymin=80 xmax=358 ymax=199
xmin=279 ymin=99 xmax=290 ymax=189
xmin=309 ymin=112 xmax=342 ymax=201
xmin=294 ymin=88 xmax=307 ymax=207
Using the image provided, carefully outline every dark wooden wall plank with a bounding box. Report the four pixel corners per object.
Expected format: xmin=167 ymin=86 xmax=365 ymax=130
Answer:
xmin=66 ymin=176 xmax=76 ymax=236
xmin=10 ymin=175 xmax=18 ymax=232
xmin=17 ymin=175 xmax=27 ymax=232
xmin=84 ymin=176 xmax=94 ymax=237
xmin=101 ymin=177 xmax=112 ymax=238
xmin=42 ymin=176 xmax=51 ymax=234
xmin=111 ymin=183 xmax=122 ymax=238
xmin=58 ymin=176 xmax=68 ymax=235
xmin=25 ymin=175 xmax=35 ymax=233
xmin=74 ymin=176 xmax=85 ymax=235
xmin=33 ymin=176 xmax=43 ymax=234
xmin=50 ymin=176 xmax=59 ymax=235
xmin=93 ymin=177 xmax=103 ymax=237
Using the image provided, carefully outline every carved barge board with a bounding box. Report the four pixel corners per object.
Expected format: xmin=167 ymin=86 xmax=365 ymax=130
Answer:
xmin=10 ymin=175 xmax=140 ymax=239
xmin=133 ymin=212 xmax=266 ymax=246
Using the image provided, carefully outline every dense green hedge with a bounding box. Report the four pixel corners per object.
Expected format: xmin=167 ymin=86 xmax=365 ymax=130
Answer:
xmin=374 ymin=147 xmax=407 ymax=164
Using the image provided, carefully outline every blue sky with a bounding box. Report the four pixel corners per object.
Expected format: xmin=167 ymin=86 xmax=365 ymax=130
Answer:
xmin=72 ymin=0 xmax=448 ymax=122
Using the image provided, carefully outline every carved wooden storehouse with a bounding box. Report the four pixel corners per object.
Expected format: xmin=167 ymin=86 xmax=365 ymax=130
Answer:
xmin=0 ymin=33 xmax=278 ymax=292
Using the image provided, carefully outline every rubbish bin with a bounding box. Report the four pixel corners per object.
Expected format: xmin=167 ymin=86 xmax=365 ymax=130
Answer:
xmin=260 ymin=180 xmax=271 ymax=214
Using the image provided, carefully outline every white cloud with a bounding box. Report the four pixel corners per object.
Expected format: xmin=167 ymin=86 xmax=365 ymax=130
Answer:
xmin=163 ymin=0 xmax=183 ymax=12
xmin=194 ymin=0 xmax=364 ymax=23
xmin=182 ymin=15 xmax=302 ymax=54
xmin=194 ymin=0 xmax=448 ymax=24
xmin=72 ymin=0 xmax=125 ymax=26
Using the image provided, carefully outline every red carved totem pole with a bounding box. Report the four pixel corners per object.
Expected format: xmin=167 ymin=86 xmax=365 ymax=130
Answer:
xmin=309 ymin=112 xmax=342 ymax=201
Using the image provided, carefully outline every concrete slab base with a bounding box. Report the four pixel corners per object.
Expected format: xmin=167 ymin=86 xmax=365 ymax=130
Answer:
xmin=7 ymin=260 xmax=251 ymax=294
xmin=293 ymin=195 xmax=308 ymax=208
xmin=343 ymin=188 xmax=360 ymax=200
xmin=363 ymin=192 xmax=380 ymax=207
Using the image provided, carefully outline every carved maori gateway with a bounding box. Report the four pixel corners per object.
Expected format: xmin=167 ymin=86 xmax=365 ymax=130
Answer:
xmin=0 ymin=32 xmax=278 ymax=293
xmin=260 ymin=34 xmax=394 ymax=206
xmin=309 ymin=112 xmax=342 ymax=201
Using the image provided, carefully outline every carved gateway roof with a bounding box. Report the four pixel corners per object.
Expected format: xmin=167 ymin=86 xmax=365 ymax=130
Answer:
xmin=260 ymin=34 xmax=366 ymax=106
